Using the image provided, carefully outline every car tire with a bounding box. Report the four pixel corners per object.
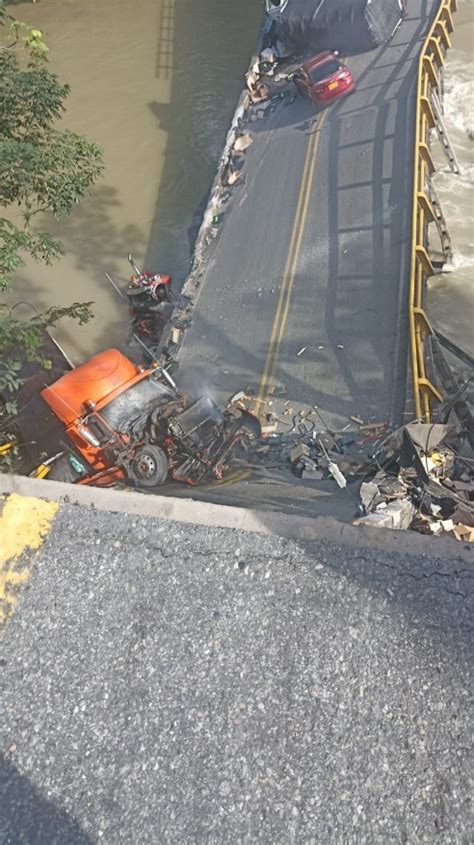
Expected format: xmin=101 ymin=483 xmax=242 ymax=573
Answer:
xmin=127 ymin=444 xmax=169 ymax=488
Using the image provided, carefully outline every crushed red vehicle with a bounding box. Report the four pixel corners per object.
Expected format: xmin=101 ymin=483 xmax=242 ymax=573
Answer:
xmin=293 ymin=51 xmax=355 ymax=107
xmin=40 ymin=348 xmax=260 ymax=489
xmin=106 ymin=254 xmax=175 ymax=362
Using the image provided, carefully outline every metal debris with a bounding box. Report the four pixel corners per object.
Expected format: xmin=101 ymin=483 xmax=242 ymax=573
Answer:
xmin=354 ymin=422 xmax=473 ymax=541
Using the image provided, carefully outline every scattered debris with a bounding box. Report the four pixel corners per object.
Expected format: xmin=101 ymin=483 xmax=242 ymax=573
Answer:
xmin=290 ymin=443 xmax=310 ymax=464
xmin=261 ymin=424 xmax=278 ymax=437
xmin=327 ymin=458 xmax=347 ymax=489
xmin=302 ymin=468 xmax=324 ymax=480
xmin=355 ymin=498 xmax=416 ymax=531
xmin=353 ymin=422 xmax=473 ymax=541
xmin=297 ymin=346 xmax=307 ymax=357
xmin=359 ymin=421 xmax=388 ymax=433
xmin=234 ymin=132 xmax=253 ymax=153
xmin=246 ymin=64 xmax=270 ymax=103
xmin=226 ymin=170 xmax=241 ymax=186
xmin=228 ymin=385 xmax=472 ymax=543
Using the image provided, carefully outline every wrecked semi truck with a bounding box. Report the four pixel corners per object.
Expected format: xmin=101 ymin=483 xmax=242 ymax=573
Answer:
xmin=40 ymin=348 xmax=260 ymax=489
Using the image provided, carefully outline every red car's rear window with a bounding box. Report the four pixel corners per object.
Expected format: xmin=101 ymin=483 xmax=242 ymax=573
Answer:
xmin=310 ymin=59 xmax=341 ymax=83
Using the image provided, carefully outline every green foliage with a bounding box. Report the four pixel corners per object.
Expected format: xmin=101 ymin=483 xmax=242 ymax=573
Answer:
xmin=0 ymin=2 xmax=104 ymax=437
xmin=0 ymin=300 xmax=94 ymax=396
xmin=0 ymin=52 xmax=104 ymax=224
xmin=0 ymin=217 xmax=63 ymax=290
xmin=0 ymin=51 xmax=67 ymax=138
xmin=0 ymin=1 xmax=47 ymax=60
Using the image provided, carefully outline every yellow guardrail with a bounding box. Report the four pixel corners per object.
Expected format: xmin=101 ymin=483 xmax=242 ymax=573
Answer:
xmin=409 ymin=0 xmax=457 ymax=421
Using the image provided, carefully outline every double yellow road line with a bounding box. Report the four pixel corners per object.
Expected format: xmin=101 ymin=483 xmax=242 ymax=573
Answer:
xmin=215 ymin=112 xmax=328 ymax=490
xmin=256 ymin=110 xmax=328 ymax=407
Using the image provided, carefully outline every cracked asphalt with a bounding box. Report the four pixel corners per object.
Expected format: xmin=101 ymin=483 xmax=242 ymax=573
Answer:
xmin=1 ymin=503 xmax=473 ymax=843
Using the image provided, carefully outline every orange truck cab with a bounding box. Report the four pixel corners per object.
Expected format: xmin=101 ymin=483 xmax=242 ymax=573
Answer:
xmin=41 ymin=348 xmax=260 ymax=489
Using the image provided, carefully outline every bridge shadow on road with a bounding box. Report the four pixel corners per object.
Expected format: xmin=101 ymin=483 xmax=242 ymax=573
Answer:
xmin=0 ymin=755 xmax=91 ymax=844
xmin=321 ymin=0 xmax=432 ymax=425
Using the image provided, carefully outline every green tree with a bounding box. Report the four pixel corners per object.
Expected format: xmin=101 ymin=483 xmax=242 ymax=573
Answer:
xmin=0 ymin=1 xmax=104 ymax=412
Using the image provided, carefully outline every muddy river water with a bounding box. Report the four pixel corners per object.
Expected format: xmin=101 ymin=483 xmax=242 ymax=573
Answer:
xmin=13 ymin=0 xmax=473 ymax=362
xmin=427 ymin=0 xmax=473 ymax=356
xmin=13 ymin=0 xmax=262 ymax=361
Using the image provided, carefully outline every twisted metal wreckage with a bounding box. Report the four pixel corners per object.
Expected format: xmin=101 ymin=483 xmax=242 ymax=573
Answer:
xmin=1 ymin=0 xmax=472 ymax=540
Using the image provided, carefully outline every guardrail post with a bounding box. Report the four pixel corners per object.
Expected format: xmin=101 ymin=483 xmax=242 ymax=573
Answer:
xmin=427 ymin=182 xmax=453 ymax=260
xmin=431 ymin=91 xmax=461 ymax=173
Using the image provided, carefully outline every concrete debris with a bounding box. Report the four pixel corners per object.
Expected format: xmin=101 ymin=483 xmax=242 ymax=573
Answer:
xmin=213 ymin=384 xmax=472 ymax=544
xmin=354 ymin=422 xmax=473 ymax=541
xmin=360 ymin=481 xmax=379 ymax=511
xmin=261 ymin=424 xmax=277 ymax=437
xmin=246 ymin=65 xmax=270 ymax=103
xmin=234 ymin=133 xmax=253 ymax=153
xmin=290 ymin=443 xmax=310 ymax=464
xmin=453 ymin=523 xmax=474 ymax=542
xmin=227 ymin=170 xmax=241 ymax=186
xmin=355 ymin=499 xmax=416 ymax=531
xmin=302 ymin=468 xmax=324 ymax=480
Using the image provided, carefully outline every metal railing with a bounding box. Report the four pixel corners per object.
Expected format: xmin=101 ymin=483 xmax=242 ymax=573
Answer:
xmin=408 ymin=0 xmax=457 ymax=421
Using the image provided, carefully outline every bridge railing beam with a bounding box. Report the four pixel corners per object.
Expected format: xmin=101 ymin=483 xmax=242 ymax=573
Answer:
xmin=408 ymin=0 xmax=458 ymax=422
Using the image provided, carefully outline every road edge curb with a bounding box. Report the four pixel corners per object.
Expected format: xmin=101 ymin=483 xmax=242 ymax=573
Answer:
xmin=1 ymin=473 xmax=472 ymax=563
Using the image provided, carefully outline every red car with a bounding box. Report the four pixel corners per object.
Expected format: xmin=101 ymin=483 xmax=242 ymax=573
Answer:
xmin=293 ymin=51 xmax=355 ymax=107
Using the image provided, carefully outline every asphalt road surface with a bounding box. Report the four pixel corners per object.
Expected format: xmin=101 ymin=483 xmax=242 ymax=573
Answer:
xmin=1 ymin=500 xmax=472 ymax=843
xmin=179 ymin=1 xmax=439 ymax=431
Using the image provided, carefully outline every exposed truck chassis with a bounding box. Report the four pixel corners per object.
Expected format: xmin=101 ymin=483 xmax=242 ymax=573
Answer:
xmin=41 ymin=349 xmax=260 ymax=490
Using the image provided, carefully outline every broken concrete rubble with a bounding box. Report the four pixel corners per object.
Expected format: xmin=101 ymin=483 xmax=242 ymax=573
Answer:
xmin=354 ymin=422 xmax=473 ymax=542
xmin=229 ymin=390 xmax=472 ymax=543
xmin=234 ymin=132 xmax=253 ymax=153
xmin=355 ymin=499 xmax=416 ymax=531
xmin=302 ymin=468 xmax=324 ymax=480
xmin=290 ymin=443 xmax=310 ymax=464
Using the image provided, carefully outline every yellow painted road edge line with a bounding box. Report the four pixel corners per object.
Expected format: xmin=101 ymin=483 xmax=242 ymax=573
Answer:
xmin=0 ymin=493 xmax=58 ymax=632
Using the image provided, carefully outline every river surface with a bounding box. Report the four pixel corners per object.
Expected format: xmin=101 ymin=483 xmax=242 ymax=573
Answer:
xmin=13 ymin=0 xmax=262 ymax=362
xmin=12 ymin=0 xmax=473 ymax=362
xmin=427 ymin=0 xmax=474 ymax=357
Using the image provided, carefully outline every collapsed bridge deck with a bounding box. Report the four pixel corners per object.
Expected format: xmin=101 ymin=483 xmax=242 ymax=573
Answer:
xmin=178 ymin=1 xmax=442 ymax=435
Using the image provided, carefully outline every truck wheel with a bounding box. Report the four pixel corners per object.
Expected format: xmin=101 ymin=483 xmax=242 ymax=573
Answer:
xmin=128 ymin=445 xmax=168 ymax=488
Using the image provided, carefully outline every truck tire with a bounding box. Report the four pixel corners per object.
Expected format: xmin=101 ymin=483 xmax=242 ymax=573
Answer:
xmin=128 ymin=444 xmax=168 ymax=488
